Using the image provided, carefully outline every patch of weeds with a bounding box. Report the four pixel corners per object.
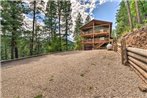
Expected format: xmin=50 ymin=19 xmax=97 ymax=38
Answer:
xmin=34 ymin=94 xmax=42 ymax=98
xmin=80 ymin=73 xmax=84 ymax=77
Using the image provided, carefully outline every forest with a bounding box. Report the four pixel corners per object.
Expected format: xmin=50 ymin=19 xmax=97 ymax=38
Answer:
xmin=115 ymin=0 xmax=147 ymax=37
xmin=1 ymin=0 xmax=90 ymax=60
xmin=1 ymin=0 xmax=147 ymax=60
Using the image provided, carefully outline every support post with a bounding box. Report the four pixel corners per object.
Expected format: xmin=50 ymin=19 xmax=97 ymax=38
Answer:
xmin=92 ymin=21 xmax=95 ymax=49
xmin=113 ymin=38 xmax=117 ymax=52
xmin=81 ymin=30 xmax=84 ymax=50
xmin=109 ymin=24 xmax=111 ymax=44
xmin=121 ymin=38 xmax=128 ymax=65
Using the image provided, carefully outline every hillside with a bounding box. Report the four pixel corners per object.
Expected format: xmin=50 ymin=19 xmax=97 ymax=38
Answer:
xmin=124 ymin=25 xmax=147 ymax=49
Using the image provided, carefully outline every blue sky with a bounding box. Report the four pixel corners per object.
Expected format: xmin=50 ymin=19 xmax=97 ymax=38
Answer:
xmin=93 ymin=1 xmax=121 ymax=29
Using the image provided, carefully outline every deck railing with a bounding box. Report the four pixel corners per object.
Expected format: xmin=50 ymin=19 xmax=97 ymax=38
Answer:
xmin=81 ymin=32 xmax=109 ymax=37
xmin=81 ymin=39 xmax=109 ymax=44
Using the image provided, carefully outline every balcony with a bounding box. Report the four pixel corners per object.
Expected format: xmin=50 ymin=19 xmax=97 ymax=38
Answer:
xmin=81 ymin=39 xmax=109 ymax=44
xmin=81 ymin=32 xmax=109 ymax=37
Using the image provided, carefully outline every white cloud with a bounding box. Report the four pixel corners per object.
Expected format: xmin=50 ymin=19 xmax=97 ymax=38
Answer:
xmin=99 ymin=0 xmax=106 ymax=5
xmin=70 ymin=0 xmax=106 ymax=32
xmin=68 ymin=0 xmax=107 ymax=41
xmin=22 ymin=14 xmax=33 ymax=31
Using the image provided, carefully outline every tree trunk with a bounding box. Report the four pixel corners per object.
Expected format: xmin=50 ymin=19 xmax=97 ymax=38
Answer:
xmin=135 ymin=0 xmax=142 ymax=24
xmin=11 ymin=39 xmax=14 ymax=59
xmin=4 ymin=42 xmax=7 ymax=59
xmin=58 ymin=1 xmax=62 ymax=51
xmin=4 ymin=34 xmax=8 ymax=59
xmin=11 ymin=33 xmax=18 ymax=59
xmin=15 ymin=46 xmax=18 ymax=58
xmin=30 ymin=0 xmax=36 ymax=55
xmin=11 ymin=1 xmax=18 ymax=59
xmin=65 ymin=17 xmax=68 ymax=51
xmin=125 ymin=0 xmax=133 ymax=30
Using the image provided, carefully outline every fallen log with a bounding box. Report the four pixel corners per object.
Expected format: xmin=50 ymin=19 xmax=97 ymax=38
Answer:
xmin=127 ymin=47 xmax=147 ymax=57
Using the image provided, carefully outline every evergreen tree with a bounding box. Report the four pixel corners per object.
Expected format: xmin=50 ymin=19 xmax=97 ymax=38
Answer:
xmin=115 ymin=0 xmax=147 ymax=37
xmin=125 ymin=0 xmax=133 ymax=30
xmin=62 ymin=1 xmax=72 ymax=51
xmin=135 ymin=0 xmax=142 ymax=24
xmin=45 ymin=0 xmax=59 ymax=52
xmin=30 ymin=0 xmax=36 ymax=55
xmin=57 ymin=0 xmax=64 ymax=51
xmin=85 ymin=15 xmax=91 ymax=24
xmin=28 ymin=0 xmax=45 ymax=55
xmin=74 ymin=13 xmax=83 ymax=50
xmin=115 ymin=1 xmax=129 ymax=36
xmin=1 ymin=1 xmax=23 ymax=59
xmin=139 ymin=0 xmax=147 ymax=22
xmin=45 ymin=0 xmax=57 ymax=40
xmin=74 ymin=13 xmax=83 ymax=36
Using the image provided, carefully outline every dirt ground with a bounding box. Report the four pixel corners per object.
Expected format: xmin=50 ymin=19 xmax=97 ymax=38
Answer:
xmin=1 ymin=50 xmax=147 ymax=98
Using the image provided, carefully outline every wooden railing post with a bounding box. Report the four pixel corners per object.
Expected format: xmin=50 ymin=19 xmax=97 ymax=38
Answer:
xmin=121 ymin=38 xmax=128 ymax=65
xmin=113 ymin=39 xmax=117 ymax=52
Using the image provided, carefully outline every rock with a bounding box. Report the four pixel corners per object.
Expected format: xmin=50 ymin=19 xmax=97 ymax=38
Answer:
xmin=138 ymin=83 xmax=147 ymax=92
xmin=106 ymin=44 xmax=112 ymax=50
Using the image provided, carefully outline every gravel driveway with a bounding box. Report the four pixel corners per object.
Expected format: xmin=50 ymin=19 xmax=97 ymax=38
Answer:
xmin=1 ymin=50 xmax=146 ymax=98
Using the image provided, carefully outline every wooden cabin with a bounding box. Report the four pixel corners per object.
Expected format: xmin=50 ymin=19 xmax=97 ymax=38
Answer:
xmin=80 ymin=19 xmax=113 ymax=50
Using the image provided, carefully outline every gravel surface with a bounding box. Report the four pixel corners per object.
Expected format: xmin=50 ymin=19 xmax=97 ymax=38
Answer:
xmin=1 ymin=50 xmax=147 ymax=98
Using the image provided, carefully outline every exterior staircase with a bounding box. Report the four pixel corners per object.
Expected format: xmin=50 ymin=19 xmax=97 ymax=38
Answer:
xmin=94 ymin=40 xmax=109 ymax=49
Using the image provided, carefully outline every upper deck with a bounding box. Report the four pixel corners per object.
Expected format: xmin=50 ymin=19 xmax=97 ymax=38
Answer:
xmin=80 ymin=19 xmax=112 ymax=37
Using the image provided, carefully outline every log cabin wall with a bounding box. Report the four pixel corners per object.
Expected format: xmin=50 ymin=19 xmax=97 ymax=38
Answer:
xmin=80 ymin=19 xmax=112 ymax=50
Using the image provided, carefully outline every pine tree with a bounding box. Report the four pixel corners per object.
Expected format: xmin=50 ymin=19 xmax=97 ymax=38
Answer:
xmin=115 ymin=1 xmax=129 ymax=36
xmin=74 ymin=13 xmax=83 ymax=36
xmin=74 ymin=13 xmax=83 ymax=50
xmin=30 ymin=0 xmax=36 ymax=55
xmin=28 ymin=0 xmax=45 ymax=55
xmin=45 ymin=0 xmax=60 ymax=52
xmin=1 ymin=1 xmax=23 ymax=59
xmin=62 ymin=1 xmax=72 ymax=51
xmin=135 ymin=0 xmax=142 ymax=24
xmin=85 ymin=15 xmax=91 ymax=24
xmin=45 ymin=0 xmax=57 ymax=40
xmin=57 ymin=0 xmax=64 ymax=51
xmin=125 ymin=0 xmax=133 ymax=30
